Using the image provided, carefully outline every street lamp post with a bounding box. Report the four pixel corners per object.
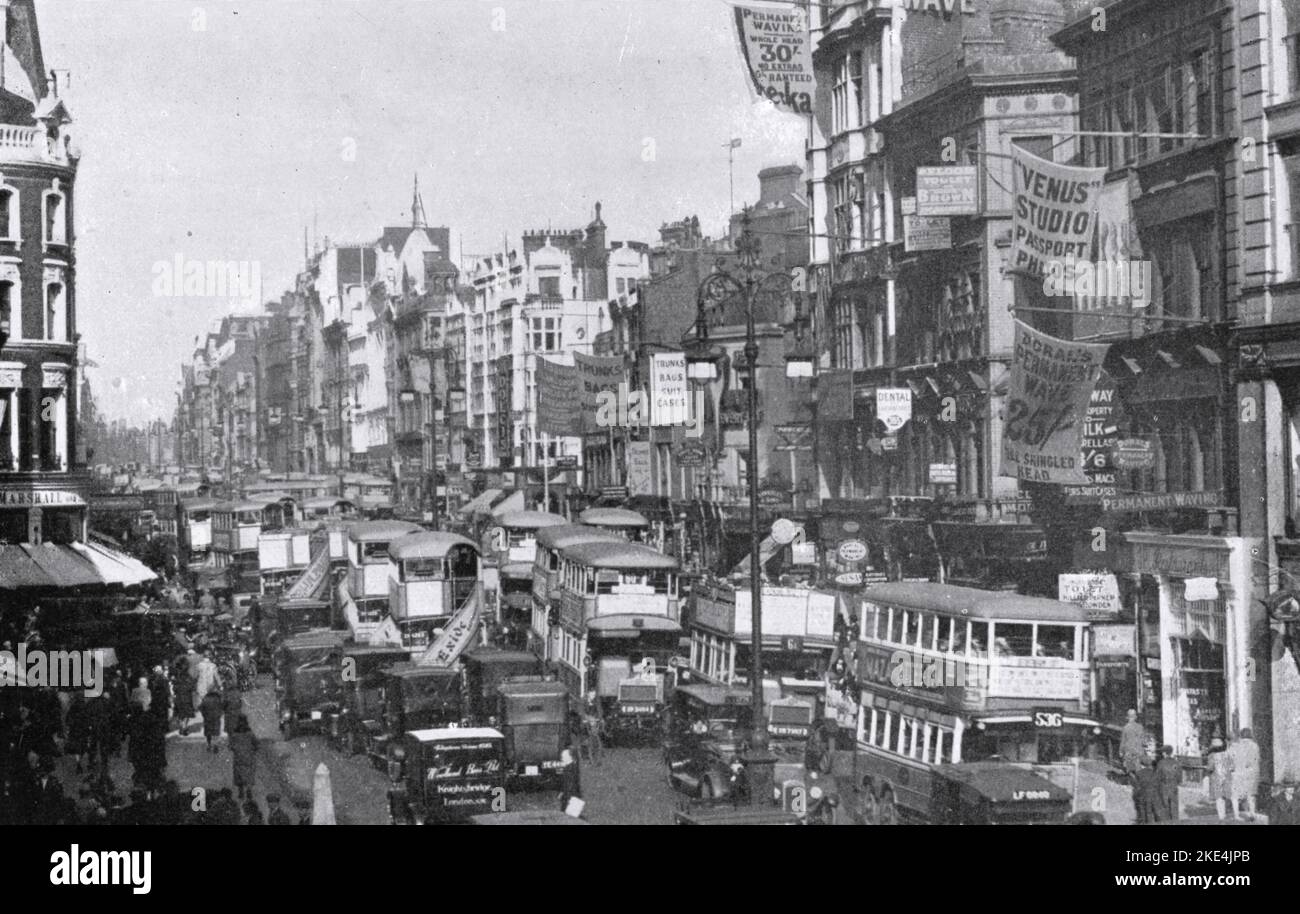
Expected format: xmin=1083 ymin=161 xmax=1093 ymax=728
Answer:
xmin=687 ymin=209 xmax=794 ymax=760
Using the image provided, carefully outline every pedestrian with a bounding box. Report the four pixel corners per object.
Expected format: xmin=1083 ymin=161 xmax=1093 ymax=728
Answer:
xmin=1155 ymin=744 xmax=1181 ymax=822
xmin=295 ymin=798 xmax=312 ymax=824
xmin=266 ymin=793 xmax=291 ymax=825
xmin=1206 ymin=736 xmax=1234 ymax=821
xmin=130 ymin=676 xmax=152 ymax=713
xmin=208 ymin=787 xmax=241 ymax=825
xmin=1119 ymin=709 xmax=1146 ymax=779
xmin=148 ymin=666 xmax=171 ymax=725
xmin=199 ymin=688 xmax=224 ymax=753
xmin=128 ymin=701 xmax=167 ymax=793
xmin=1270 ymin=777 xmax=1300 ymax=826
xmin=1132 ymin=757 xmax=1159 ymax=825
xmin=582 ymin=693 xmax=604 ymax=766
xmin=193 ymin=649 xmax=222 ymax=709
xmin=1227 ymin=727 xmax=1260 ymax=820
xmin=242 ymin=798 xmax=264 ymax=825
xmin=27 ymin=755 xmax=68 ymax=825
xmin=557 ymin=746 xmax=581 ymax=813
xmin=221 ymin=687 xmax=243 ymax=736
xmin=171 ymin=661 xmax=194 ymax=735
xmin=228 ymin=714 xmax=258 ymax=801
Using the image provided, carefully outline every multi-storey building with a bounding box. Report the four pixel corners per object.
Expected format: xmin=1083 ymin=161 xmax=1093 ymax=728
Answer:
xmin=807 ymin=0 xmax=1082 ymax=592
xmin=464 ymin=204 xmax=647 ymax=501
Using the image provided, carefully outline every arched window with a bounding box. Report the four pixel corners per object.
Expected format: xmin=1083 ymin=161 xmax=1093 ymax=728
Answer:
xmin=44 ymin=190 xmax=67 ymax=245
xmin=46 ymin=282 xmax=65 ymax=341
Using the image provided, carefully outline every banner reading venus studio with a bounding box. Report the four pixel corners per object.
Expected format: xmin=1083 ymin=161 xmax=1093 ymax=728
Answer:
xmin=1000 ymin=321 xmax=1109 ymax=485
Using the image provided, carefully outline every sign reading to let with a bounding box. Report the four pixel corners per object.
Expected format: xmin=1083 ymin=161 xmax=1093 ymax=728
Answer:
xmin=916 ymin=166 xmax=978 ymax=216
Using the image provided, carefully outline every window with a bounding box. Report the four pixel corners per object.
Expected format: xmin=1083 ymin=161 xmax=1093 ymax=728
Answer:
xmin=833 ymin=296 xmax=857 ymax=369
xmin=530 ymin=317 xmax=560 ymax=351
xmin=0 ymin=282 xmax=12 ymax=343
xmin=993 ymin=622 xmax=1033 ymax=658
xmin=38 ymin=388 xmax=59 ymax=470
xmin=45 ymin=283 xmax=65 ymax=342
xmin=1012 ymin=135 xmax=1054 ymax=164
xmin=832 ymin=52 xmax=862 ymax=134
xmin=1036 ymin=625 xmax=1077 ymax=661
xmin=0 ymin=189 xmax=13 ymax=240
xmin=44 ymin=191 xmax=66 ymax=245
xmin=616 ymin=278 xmax=626 ymax=294
xmin=538 ymin=275 xmax=561 ymax=298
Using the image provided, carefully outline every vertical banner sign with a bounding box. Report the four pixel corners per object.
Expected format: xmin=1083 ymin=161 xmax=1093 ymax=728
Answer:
xmin=1000 ymin=321 xmax=1110 ymax=485
xmin=732 ymin=2 xmax=813 ymax=115
xmin=650 ymin=352 xmax=689 ymax=426
xmin=875 ymin=388 xmax=912 ymax=432
xmin=626 ymin=440 xmax=653 ymax=496
xmin=1010 ymin=145 xmax=1105 ymax=278
xmin=535 ymin=357 xmax=580 ymax=436
xmin=819 ymin=369 xmax=854 ymax=421
xmin=574 ymin=352 xmax=625 ymax=434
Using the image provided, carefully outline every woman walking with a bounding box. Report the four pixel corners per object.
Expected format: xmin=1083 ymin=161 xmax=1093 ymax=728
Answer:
xmin=228 ymin=714 xmax=258 ymax=802
xmin=199 ymin=688 xmax=223 ymax=753
xmin=1206 ymin=736 xmax=1235 ymax=821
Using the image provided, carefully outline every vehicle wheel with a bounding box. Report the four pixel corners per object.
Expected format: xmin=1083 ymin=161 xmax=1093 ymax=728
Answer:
xmin=877 ymin=788 xmax=898 ymax=826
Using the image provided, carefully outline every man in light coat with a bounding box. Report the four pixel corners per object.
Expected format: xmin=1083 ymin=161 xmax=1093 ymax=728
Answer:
xmin=1228 ymin=727 xmax=1260 ymax=820
xmin=1119 ymin=709 xmax=1146 ymax=778
xmin=192 ymin=651 xmax=222 ymax=715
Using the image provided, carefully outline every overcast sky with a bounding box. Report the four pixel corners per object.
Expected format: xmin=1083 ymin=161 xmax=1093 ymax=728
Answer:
xmin=37 ymin=0 xmax=805 ymax=425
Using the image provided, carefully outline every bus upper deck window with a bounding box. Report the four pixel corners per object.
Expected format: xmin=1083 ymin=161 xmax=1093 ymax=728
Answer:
xmin=920 ymin=613 xmax=937 ymax=651
xmin=1035 ymin=624 xmax=1076 ymax=660
xmin=903 ymin=612 xmax=920 ymax=648
xmin=967 ymin=621 xmax=988 ymax=656
xmin=994 ymin=623 xmax=1033 ymax=657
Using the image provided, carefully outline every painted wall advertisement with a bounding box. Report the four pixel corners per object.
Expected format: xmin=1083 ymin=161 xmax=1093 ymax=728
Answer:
xmin=1009 ymin=144 xmax=1105 ymax=278
xmin=1000 ymin=320 xmax=1110 ymax=485
xmin=731 ymin=3 xmax=814 ymax=115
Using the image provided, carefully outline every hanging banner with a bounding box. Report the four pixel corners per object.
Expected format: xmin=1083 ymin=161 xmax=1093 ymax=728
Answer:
xmin=731 ymin=2 xmax=814 ymax=116
xmin=536 ymin=357 xmax=581 ymax=436
xmin=415 ymin=590 xmax=482 ymax=668
xmin=575 ymin=352 xmax=624 ymax=434
xmin=1000 ymin=321 xmax=1109 ymax=485
xmin=650 ymin=352 xmax=689 ymax=426
xmin=409 ymin=353 xmax=432 ymax=395
xmin=875 ymin=388 xmax=912 ymax=432
xmin=1010 ymin=145 xmax=1105 ymax=279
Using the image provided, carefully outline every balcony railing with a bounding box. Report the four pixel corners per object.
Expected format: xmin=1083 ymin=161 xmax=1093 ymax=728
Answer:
xmin=0 ymin=124 xmax=73 ymax=167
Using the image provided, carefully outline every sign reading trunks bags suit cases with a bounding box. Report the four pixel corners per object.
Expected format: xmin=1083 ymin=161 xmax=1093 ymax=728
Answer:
xmin=1000 ymin=321 xmax=1109 ymax=485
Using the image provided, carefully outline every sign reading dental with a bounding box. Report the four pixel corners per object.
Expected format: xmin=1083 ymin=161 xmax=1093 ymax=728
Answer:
xmin=732 ymin=3 xmax=814 ymax=116
xmin=650 ymin=352 xmax=689 ymax=426
xmin=875 ymin=388 xmax=912 ymax=432
xmin=1000 ymin=321 xmax=1109 ymax=485
xmin=1010 ymin=145 xmax=1105 ymax=279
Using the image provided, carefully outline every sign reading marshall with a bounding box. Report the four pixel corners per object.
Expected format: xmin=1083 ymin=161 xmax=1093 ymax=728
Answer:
xmin=1000 ymin=321 xmax=1109 ymax=485
xmin=0 ymin=490 xmax=86 ymax=507
xmin=732 ymin=3 xmax=813 ymax=116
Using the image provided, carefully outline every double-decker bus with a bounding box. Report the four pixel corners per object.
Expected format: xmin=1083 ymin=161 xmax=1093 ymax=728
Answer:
xmin=528 ymin=523 xmax=623 ymax=660
xmin=339 ymin=520 xmax=422 ymax=641
xmin=850 ymin=582 xmax=1101 ymax=824
xmin=387 ymin=531 xmax=480 ymax=649
xmin=485 ymin=510 xmax=567 ymax=645
xmin=551 ymin=540 xmax=680 ymax=717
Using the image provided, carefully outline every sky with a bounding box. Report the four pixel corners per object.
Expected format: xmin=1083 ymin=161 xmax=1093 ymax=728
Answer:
xmin=35 ymin=0 xmax=806 ymax=425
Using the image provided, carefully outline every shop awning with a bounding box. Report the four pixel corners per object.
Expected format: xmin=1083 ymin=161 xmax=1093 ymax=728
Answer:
xmin=0 ymin=547 xmax=57 ymax=588
xmin=72 ymin=542 xmax=159 ymax=586
xmin=24 ymin=544 xmax=102 ymax=587
xmin=458 ymin=488 xmax=503 ymax=518
xmin=732 ymin=535 xmax=781 ymax=577
xmin=490 ymin=490 xmax=526 ymax=517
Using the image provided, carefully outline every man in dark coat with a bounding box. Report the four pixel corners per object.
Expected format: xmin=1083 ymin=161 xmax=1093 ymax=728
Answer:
xmin=1155 ymin=745 xmax=1182 ymax=822
xmin=1271 ymin=779 xmax=1300 ymax=825
xmin=266 ymin=793 xmax=291 ymax=825
xmin=208 ymin=787 xmax=241 ymax=825
xmin=27 ymin=756 xmax=68 ymax=825
xmin=1132 ymin=758 xmax=1159 ymax=825
xmin=199 ymin=688 xmax=224 ymax=753
xmin=148 ymin=666 xmax=171 ymax=726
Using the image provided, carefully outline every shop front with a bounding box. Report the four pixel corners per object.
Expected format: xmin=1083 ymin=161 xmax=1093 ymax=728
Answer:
xmin=1119 ymin=532 xmax=1250 ymax=760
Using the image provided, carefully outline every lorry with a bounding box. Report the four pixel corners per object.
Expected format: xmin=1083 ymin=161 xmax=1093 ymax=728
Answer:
xmin=461 ymin=647 xmax=545 ymax=723
xmin=275 ymin=629 xmax=347 ymax=736
xmin=604 ymin=669 xmax=668 ymax=745
xmin=366 ymin=664 xmax=464 ymax=769
xmin=387 ymin=728 xmax=507 ymax=824
xmin=494 ymin=680 xmax=573 ymax=788
xmin=327 ymin=643 xmax=413 ymax=755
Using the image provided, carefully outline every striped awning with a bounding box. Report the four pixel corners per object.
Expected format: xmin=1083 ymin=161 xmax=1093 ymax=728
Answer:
xmin=0 ymin=542 xmax=157 ymax=589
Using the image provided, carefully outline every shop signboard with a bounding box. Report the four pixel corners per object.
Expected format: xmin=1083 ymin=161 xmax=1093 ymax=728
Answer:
xmin=1102 ymin=490 xmax=1224 ymax=514
xmin=928 ymin=463 xmax=957 ymax=485
xmin=875 ymin=388 xmax=912 ymax=432
xmin=1093 ymin=624 xmax=1136 ymax=658
xmin=837 ymin=539 xmax=868 ymax=563
xmin=916 ymin=166 xmax=978 ymax=216
xmin=1112 ymin=438 xmax=1155 ymax=470
xmin=1058 ymin=572 xmax=1122 ymax=619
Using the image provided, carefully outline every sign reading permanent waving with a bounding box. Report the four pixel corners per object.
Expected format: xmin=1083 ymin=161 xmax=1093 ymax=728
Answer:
xmin=1000 ymin=321 xmax=1109 ymax=485
xmin=731 ymin=2 xmax=813 ymax=115
xmin=1010 ymin=145 xmax=1105 ymax=279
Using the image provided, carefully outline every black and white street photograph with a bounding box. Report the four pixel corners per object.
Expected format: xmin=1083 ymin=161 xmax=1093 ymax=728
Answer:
xmin=0 ymin=0 xmax=1290 ymax=883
